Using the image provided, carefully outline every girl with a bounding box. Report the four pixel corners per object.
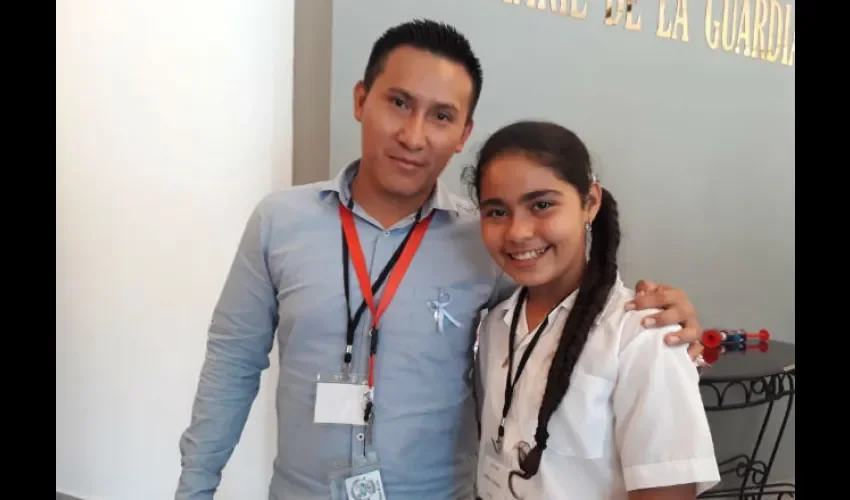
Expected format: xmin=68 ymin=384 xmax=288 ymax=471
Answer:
xmin=470 ymin=121 xmax=720 ymax=500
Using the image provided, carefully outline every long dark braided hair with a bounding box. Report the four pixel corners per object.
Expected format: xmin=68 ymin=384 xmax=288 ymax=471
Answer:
xmin=464 ymin=121 xmax=621 ymax=498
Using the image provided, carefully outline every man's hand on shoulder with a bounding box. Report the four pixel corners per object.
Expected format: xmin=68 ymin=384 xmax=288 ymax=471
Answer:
xmin=625 ymin=279 xmax=703 ymax=361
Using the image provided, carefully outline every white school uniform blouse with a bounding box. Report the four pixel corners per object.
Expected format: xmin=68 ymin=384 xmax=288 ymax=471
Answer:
xmin=476 ymin=275 xmax=720 ymax=500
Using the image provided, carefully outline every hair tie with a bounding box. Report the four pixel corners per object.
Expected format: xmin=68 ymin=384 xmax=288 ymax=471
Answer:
xmin=534 ymin=427 xmax=550 ymax=449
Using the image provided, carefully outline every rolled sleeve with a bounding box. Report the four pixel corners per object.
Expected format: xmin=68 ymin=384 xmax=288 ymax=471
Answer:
xmin=623 ymin=457 xmax=721 ymax=494
xmin=176 ymin=198 xmax=280 ymax=500
xmin=613 ymin=309 xmax=720 ymax=496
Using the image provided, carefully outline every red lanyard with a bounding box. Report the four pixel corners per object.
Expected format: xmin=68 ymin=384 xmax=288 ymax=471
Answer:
xmin=338 ymin=203 xmax=433 ymax=390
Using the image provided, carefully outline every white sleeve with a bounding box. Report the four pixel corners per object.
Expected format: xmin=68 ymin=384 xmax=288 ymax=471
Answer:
xmin=613 ymin=310 xmax=720 ymax=495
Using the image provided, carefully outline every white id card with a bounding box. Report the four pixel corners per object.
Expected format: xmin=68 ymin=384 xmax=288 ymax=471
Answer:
xmin=314 ymin=376 xmax=369 ymax=426
xmin=344 ymin=469 xmax=386 ymax=500
xmin=478 ymin=449 xmax=511 ymax=500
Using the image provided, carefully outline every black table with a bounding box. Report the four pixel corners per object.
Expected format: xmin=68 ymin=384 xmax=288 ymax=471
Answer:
xmin=697 ymin=340 xmax=795 ymax=499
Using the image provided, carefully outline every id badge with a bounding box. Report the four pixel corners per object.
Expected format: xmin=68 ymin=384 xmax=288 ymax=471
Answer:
xmin=314 ymin=372 xmax=370 ymax=426
xmin=329 ymin=450 xmax=386 ymax=500
xmin=477 ymin=447 xmax=511 ymax=500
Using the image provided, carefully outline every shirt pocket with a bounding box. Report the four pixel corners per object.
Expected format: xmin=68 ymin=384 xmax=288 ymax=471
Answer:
xmin=522 ymin=369 xmax=614 ymax=459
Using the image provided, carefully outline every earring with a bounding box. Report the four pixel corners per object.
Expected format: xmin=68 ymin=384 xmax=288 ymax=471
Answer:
xmin=585 ymin=222 xmax=591 ymax=233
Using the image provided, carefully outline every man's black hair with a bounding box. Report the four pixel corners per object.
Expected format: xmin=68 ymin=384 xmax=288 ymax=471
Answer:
xmin=363 ymin=19 xmax=483 ymax=119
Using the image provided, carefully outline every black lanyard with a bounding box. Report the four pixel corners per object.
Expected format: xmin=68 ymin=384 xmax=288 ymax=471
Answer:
xmin=493 ymin=287 xmax=553 ymax=452
xmin=340 ymin=198 xmax=423 ymax=368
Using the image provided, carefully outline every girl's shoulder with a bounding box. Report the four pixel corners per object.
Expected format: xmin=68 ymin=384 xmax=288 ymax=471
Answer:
xmin=588 ymin=281 xmax=685 ymax=362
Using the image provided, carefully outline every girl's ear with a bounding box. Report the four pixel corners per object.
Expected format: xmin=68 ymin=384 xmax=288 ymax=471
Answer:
xmin=586 ymin=182 xmax=602 ymax=224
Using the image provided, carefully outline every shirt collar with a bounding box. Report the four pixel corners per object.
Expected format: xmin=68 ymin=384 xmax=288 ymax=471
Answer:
xmin=318 ymin=159 xmax=462 ymax=217
xmin=496 ymin=272 xmax=625 ymax=327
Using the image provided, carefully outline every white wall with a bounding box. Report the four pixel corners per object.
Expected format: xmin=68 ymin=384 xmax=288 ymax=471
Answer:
xmin=56 ymin=1 xmax=294 ymax=499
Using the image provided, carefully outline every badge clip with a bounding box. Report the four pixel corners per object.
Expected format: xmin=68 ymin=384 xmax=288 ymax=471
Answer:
xmin=363 ymin=388 xmax=375 ymax=447
xmin=492 ymin=437 xmax=503 ymax=454
xmin=492 ymin=418 xmax=506 ymax=453
xmin=341 ymin=345 xmax=353 ymax=378
xmin=363 ymin=388 xmax=374 ymax=423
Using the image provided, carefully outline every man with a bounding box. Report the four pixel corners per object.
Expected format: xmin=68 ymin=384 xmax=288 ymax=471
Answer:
xmin=176 ymin=19 xmax=703 ymax=500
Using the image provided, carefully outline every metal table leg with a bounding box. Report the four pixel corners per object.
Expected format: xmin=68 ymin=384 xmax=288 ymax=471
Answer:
xmin=698 ymin=370 xmax=796 ymax=499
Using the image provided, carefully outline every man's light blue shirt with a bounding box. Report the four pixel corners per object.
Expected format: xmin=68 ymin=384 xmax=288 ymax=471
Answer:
xmin=176 ymin=161 xmax=515 ymax=499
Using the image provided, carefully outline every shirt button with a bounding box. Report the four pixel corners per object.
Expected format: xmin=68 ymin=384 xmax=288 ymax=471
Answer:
xmin=384 ymin=231 xmax=390 ymax=237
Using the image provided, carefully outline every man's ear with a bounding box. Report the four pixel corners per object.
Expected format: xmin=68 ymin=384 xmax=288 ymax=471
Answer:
xmin=353 ymin=81 xmax=368 ymax=122
xmin=454 ymin=119 xmax=475 ymax=153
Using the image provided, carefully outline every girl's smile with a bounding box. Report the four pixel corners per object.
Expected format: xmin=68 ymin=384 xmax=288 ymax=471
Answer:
xmin=505 ymin=245 xmax=552 ymax=266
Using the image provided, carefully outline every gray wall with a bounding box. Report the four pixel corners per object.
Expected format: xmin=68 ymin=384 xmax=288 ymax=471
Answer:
xmin=299 ymin=0 xmax=795 ymax=485
xmin=329 ymin=0 xmax=795 ymax=346
xmin=292 ymin=0 xmax=333 ymax=185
